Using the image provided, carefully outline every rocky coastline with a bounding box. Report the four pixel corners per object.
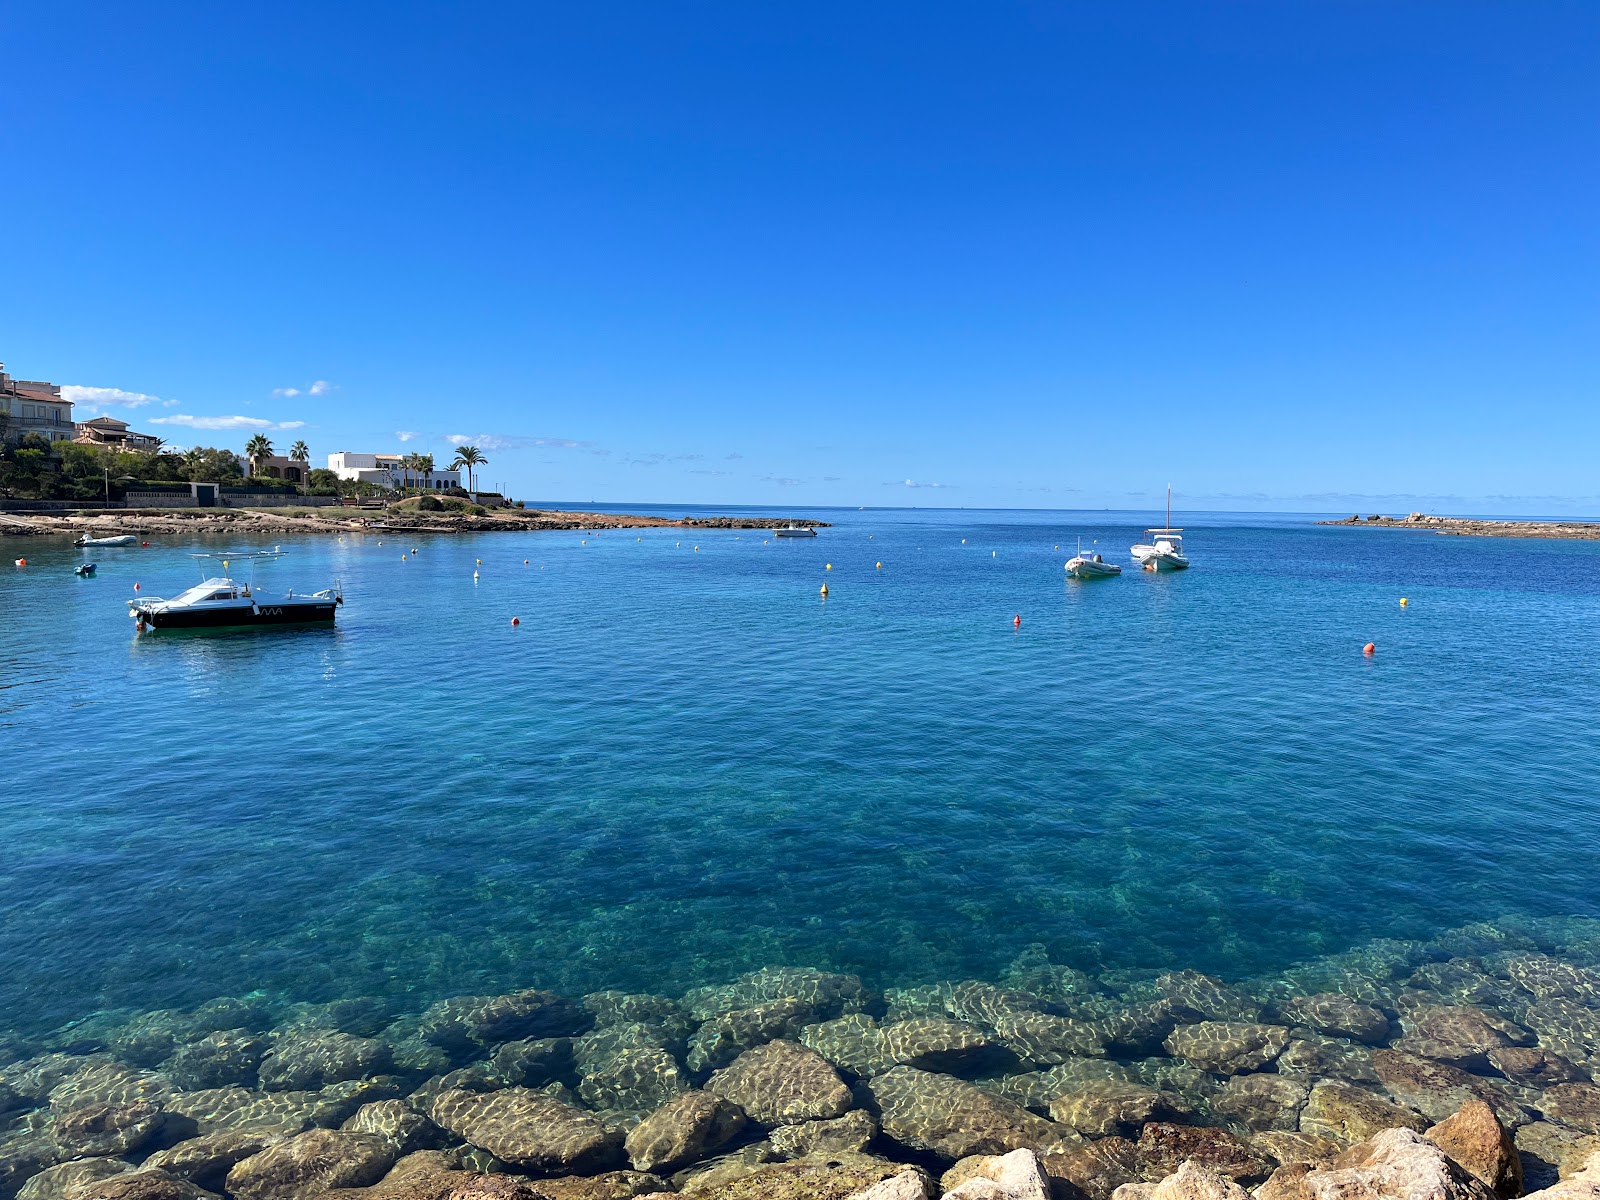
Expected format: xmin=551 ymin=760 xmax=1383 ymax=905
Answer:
xmin=0 ymin=510 xmax=829 ymax=539
xmin=5 ymin=918 xmax=1600 ymax=1200
xmin=1319 ymin=515 xmax=1600 ymax=540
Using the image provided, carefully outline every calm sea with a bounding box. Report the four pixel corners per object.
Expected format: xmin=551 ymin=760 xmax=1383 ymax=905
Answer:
xmin=3 ymin=506 xmax=1598 ymax=1037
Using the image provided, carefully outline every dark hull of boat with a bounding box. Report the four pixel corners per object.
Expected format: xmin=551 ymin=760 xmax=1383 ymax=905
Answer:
xmin=139 ymin=602 xmax=337 ymax=629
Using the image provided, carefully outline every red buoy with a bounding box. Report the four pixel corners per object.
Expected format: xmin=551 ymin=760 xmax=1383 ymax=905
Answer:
xmin=1363 ymin=642 xmax=1375 ymax=655
xmin=141 ymin=541 xmax=150 ymax=547
xmin=511 ymin=617 xmax=521 ymax=626
xmin=1014 ymin=614 xmax=1021 ymax=628
xmin=134 ymin=582 xmax=141 ymax=590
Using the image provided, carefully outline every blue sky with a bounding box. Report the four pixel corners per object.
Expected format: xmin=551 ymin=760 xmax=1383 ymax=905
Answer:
xmin=2 ymin=2 xmax=1595 ymax=512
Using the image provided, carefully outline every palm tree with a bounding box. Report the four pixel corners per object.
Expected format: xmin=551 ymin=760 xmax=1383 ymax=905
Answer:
xmin=416 ymin=453 xmax=435 ymax=491
xmin=450 ymin=445 xmax=488 ymax=493
xmin=289 ymin=439 xmax=309 ymax=464
xmin=244 ymin=434 xmax=274 ymax=477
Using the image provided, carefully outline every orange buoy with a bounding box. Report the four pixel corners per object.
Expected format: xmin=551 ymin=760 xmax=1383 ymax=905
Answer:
xmin=13 ymin=558 xmax=24 ymax=567
xmin=1014 ymin=614 xmax=1022 ymax=628
xmin=511 ymin=617 xmax=521 ymax=626
xmin=1363 ymin=642 xmax=1376 ymax=656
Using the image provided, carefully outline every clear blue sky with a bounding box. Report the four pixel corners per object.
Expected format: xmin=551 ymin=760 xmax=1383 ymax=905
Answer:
xmin=2 ymin=2 xmax=1595 ymax=512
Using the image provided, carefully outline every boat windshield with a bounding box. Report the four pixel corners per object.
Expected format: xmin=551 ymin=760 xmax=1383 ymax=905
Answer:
xmin=171 ymin=578 xmax=238 ymax=604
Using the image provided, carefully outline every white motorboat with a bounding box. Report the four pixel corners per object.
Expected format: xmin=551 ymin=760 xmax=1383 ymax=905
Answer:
xmin=773 ymin=525 xmax=817 ymax=538
xmin=75 ymin=534 xmax=138 ymax=547
xmin=1131 ymin=485 xmax=1190 ymax=571
xmin=1066 ymin=538 xmax=1121 ymax=579
xmin=128 ymin=551 xmax=341 ymax=630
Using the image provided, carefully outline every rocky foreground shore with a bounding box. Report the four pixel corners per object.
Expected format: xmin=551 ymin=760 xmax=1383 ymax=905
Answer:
xmin=1319 ymin=514 xmax=1600 ymax=540
xmin=4 ymin=918 xmax=1600 ymax=1200
xmin=0 ymin=510 xmax=828 ymax=539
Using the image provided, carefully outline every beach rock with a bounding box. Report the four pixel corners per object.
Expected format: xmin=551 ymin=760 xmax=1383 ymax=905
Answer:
xmin=17 ymin=1159 xmax=132 ymax=1200
xmin=1425 ymin=1099 xmax=1522 ymax=1198
xmin=1250 ymin=1131 xmax=1342 ymax=1167
xmin=429 ymin=1087 xmax=622 ymax=1174
xmin=687 ymin=1002 xmax=817 ymax=1074
xmin=317 ymin=1150 xmax=471 ymax=1200
xmin=682 ymin=969 xmax=872 ymax=1023
xmin=1211 ymin=1075 xmax=1310 ymax=1133
xmin=869 ymin=1067 xmax=1060 ymax=1160
xmin=1111 ymin=1160 xmax=1248 ymax=1200
xmin=1039 ymin=1136 xmax=1143 ymax=1200
xmin=678 ymin=1153 xmax=918 ymax=1200
xmin=342 ymin=1101 xmax=444 ymax=1155
xmin=706 ymin=1041 xmax=851 ymax=1126
xmin=489 ymin=1040 xmax=574 ymax=1089
xmin=1296 ymin=1126 xmax=1498 ymax=1200
xmin=1544 ymin=1085 xmax=1600 ymax=1134
xmin=1277 ymin=995 xmax=1391 ymax=1045
xmin=1276 ymin=1037 xmax=1380 ymax=1084
xmin=1410 ymin=962 xmax=1525 ymax=1012
xmin=533 ymin=1171 xmax=670 ymax=1200
xmin=1373 ymin=1050 xmax=1526 ymax=1126
xmin=845 ymin=1173 xmax=932 ymax=1200
xmin=417 ymin=992 xmax=590 ymax=1057
xmin=1152 ymin=973 xmax=1262 ymax=1024
xmin=1136 ymin=1123 xmax=1270 ymax=1184
xmin=941 ymin=1148 xmax=1051 ymax=1200
xmin=991 ymin=1011 xmax=1106 ymax=1066
xmin=226 ymin=1129 xmax=396 ymax=1200
xmin=144 ymin=1130 xmax=285 ymax=1192
xmin=1299 ymin=1083 xmax=1428 ymax=1146
xmin=166 ymin=1031 xmax=272 ymax=1091
xmin=53 ymin=1102 xmax=165 ymax=1157
xmin=1162 ymin=1024 xmax=1289 ymax=1075
xmin=1047 ymin=1081 xmax=1172 ymax=1137
xmin=1396 ymin=1007 xmax=1533 ymax=1070
xmin=768 ymin=1112 xmax=877 ymax=1159
xmin=625 ymin=1092 xmax=746 ymax=1174
xmin=1253 ymin=1162 xmax=1315 ymax=1200
xmin=1506 ymin=958 xmax=1600 ymax=1004
xmin=1487 ymin=1049 xmax=1587 ymax=1088
xmin=800 ymin=1018 xmax=897 ymax=1080
xmin=673 ymin=1141 xmax=780 ymax=1193
xmin=880 ymin=1020 xmax=1005 ymax=1075
xmin=1517 ymin=1124 xmax=1591 ymax=1193
xmin=258 ymin=1032 xmax=392 ymax=1092
xmin=573 ymin=1026 xmax=689 ymax=1112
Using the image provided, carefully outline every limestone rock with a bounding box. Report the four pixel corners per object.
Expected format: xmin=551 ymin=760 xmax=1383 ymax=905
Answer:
xmin=258 ymin=1031 xmax=391 ymax=1092
xmin=686 ymin=1002 xmax=815 ymax=1074
xmin=342 ymin=1101 xmax=444 ymax=1155
xmin=582 ymin=993 xmax=687 ymax=1031
xmin=48 ymin=1064 xmax=173 ymax=1112
xmin=1425 ymin=1099 xmax=1522 ymax=1198
xmin=72 ymin=1168 xmax=218 ymax=1200
xmin=144 ymin=1130 xmax=284 ymax=1192
xmin=1250 ymin=1131 xmax=1341 ymax=1168
xmin=53 ymin=1101 xmax=165 ymax=1157
xmin=1277 ymin=995 xmax=1391 ymax=1045
xmin=18 ymin=1159 xmax=132 ymax=1200
xmin=1518 ymin=1123 xmax=1591 ymax=1194
xmin=1545 ymin=1085 xmax=1600 ymax=1135
xmin=1562 ymin=1141 xmax=1600 ymax=1181
xmin=869 ymin=1066 xmax=1060 ymax=1160
xmin=768 ymin=1111 xmax=877 ymax=1160
xmin=1276 ymin=1037 xmax=1380 ymax=1085
xmin=166 ymin=1031 xmax=272 ymax=1091
xmin=800 ymin=1018 xmax=897 ymax=1080
xmin=1298 ymin=1126 xmax=1498 ymax=1200
xmin=1212 ymin=1076 xmax=1310 ymax=1133
xmin=1039 ymin=1137 xmax=1143 ymax=1200
xmin=429 ymin=1087 xmax=622 ymax=1174
xmin=1047 ymin=1081 xmax=1172 ymax=1137
xmin=1252 ymin=1163 xmax=1314 ymax=1200
xmin=673 ymin=1142 xmax=780 ymax=1193
xmin=844 ymin=1173 xmax=931 ymax=1200
xmin=941 ymin=1148 xmax=1051 ymax=1200
xmin=226 ymin=1129 xmax=396 ymax=1200
xmin=1112 ymin=1160 xmax=1247 ymax=1200
xmin=880 ymin=1020 xmax=1005 ymax=1075
xmin=1300 ymin=1083 xmax=1428 ymax=1146
xmin=533 ymin=1171 xmax=671 ymax=1200
xmin=1396 ymin=1007 xmax=1532 ymax=1070
xmin=706 ymin=1041 xmax=851 ymax=1126
xmin=417 ymin=992 xmax=590 ymax=1056
xmin=1486 ymin=1049 xmax=1587 ymax=1088
xmin=680 ymin=1153 xmax=917 ymax=1200
xmin=1522 ymin=1002 xmax=1600 ymax=1074
xmin=1099 ymin=1002 xmax=1182 ymax=1056
xmin=1136 ymin=1123 xmax=1271 ymax=1184
xmin=1372 ymin=1050 xmax=1525 ymax=1126
xmin=1163 ymin=1023 xmax=1289 ymax=1075
xmin=163 ymin=1086 xmax=320 ymax=1135
xmin=625 ymin=1092 xmax=746 ymax=1174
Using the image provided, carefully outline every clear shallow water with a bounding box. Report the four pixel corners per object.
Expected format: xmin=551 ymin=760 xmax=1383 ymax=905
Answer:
xmin=3 ymin=507 xmax=1599 ymax=1037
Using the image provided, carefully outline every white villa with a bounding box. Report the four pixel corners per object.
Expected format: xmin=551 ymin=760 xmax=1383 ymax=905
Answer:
xmin=327 ymin=451 xmax=460 ymax=490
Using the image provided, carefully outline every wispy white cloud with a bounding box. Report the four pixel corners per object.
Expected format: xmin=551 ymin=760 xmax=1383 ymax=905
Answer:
xmin=309 ymin=380 xmax=333 ymax=395
xmin=890 ymin=478 xmax=956 ymax=489
xmin=688 ymin=468 xmax=733 ymax=477
xmin=446 ymin=433 xmax=587 ymax=451
xmin=272 ymin=387 xmax=300 ymax=398
xmin=725 ymin=452 xmax=743 ymax=461
xmin=61 ymin=385 xmax=171 ymax=413
xmin=274 ymin=379 xmax=334 ymax=398
xmin=151 ymin=414 xmax=304 ymax=431
xmin=395 ymin=430 xmax=420 ymax=442
xmin=762 ymin=475 xmax=804 ymax=487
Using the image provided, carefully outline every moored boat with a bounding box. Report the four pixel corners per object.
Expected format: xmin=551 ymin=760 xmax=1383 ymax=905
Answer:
xmin=1131 ymin=485 xmax=1190 ymax=571
xmin=75 ymin=534 xmax=137 ymax=547
xmin=773 ymin=525 xmax=818 ymax=537
xmin=128 ymin=552 xmax=342 ymax=630
xmin=1065 ymin=538 xmax=1121 ymax=579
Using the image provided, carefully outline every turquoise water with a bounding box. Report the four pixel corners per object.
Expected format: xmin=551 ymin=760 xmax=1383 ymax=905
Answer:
xmin=3 ymin=507 xmax=1599 ymax=1039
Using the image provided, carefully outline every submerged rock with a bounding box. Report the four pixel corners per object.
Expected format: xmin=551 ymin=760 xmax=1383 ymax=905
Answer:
xmin=678 ymin=1153 xmax=919 ymax=1200
xmin=166 ymin=1031 xmax=272 ymax=1091
xmin=1162 ymin=1022 xmax=1289 ymax=1075
xmin=1486 ymin=1048 xmax=1587 ymax=1088
xmin=489 ymin=1039 xmax=574 ymax=1089
xmin=71 ymin=1168 xmax=218 ymax=1200
xmin=1372 ymin=1049 xmax=1526 ymax=1126
xmin=1507 ymin=957 xmax=1600 ymax=1004
xmin=573 ymin=1025 xmax=689 ymax=1112
xmin=1152 ymin=973 xmax=1262 ymax=1024
xmin=800 ymin=1017 xmax=896 ymax=1080
xmin=53 ymin=1101 xmax=165 ymax=1158
xmin=1299 ymin=1082 xmax=1429 ymax=1146
xmin=868 ymin=1066 xmax=1061 ymax=1160
xmin=1277 ymin=994 xmax=1391 ymax=1045
xmin=144 ymin=1130 xmax=285 ymax=1192
xmin=1395 ymin=1006 xmax=1533 ymax=1069
xmin=1136 ymin=1123 xmax=1270 ymax=1184
xmin=1046 ymin=1080 xmax=1173 ymax=1137
xmin=341 ymin=1100 xmax=444 ymax=1155
xmin=706 ymin=1041 xmax=852 ymax=1126
xmin=429 ymin=1087 xmax=623 ymax=1174
xmin=258 ymin=1032 xmax=391 ymax=1092
xmin=1209 ymin=1074 xmax=1309 ymax=1133
xmin=880 ymin=1019 xmax=1005 ymax=1075
xmin=624 ymin=1092 xmax=746 ymax=1174
xmin=1039 ymin=1137 xmax=1143 ymax=1200
xmin=1544 ymin=1084 xmax=1600 ymax=1135
xmin=682 ymin=969 xmax=872 ymax=1023
xmin=686 ymin=1001 xmax=815 ymax=1074
xmin=769 ymin=1111 xmax=877 ymax=1159
xmin=417 ymin=992 xmax=590 ymax=1057
xmin=226 ymin=1129 xmax=395 ymax=1200
xmin=17 ymin=1159 xmax=132 ymax=1200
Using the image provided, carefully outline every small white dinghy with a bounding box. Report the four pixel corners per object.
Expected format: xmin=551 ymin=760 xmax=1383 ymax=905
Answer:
xmin=1066 ymin=539 xmax=1121 ymax=579
xmin=75 ymin=534 xmax=138 ymax=547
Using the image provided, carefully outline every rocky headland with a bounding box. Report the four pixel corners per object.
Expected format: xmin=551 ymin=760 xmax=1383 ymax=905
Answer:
xmin=0 ymin=509 xmax=829 ymax=539
xmin=1319 ymin=514 xmax=1600 ymax=540
xmin=5 ymin=918 xmax=1600 ymax=1200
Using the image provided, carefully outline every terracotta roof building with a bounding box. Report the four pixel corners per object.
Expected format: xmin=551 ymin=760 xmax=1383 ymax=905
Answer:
xmin=0 ymin=363 xmax=74 ymax=443
xmin=75 ymin=416 xmax=163 ymax=453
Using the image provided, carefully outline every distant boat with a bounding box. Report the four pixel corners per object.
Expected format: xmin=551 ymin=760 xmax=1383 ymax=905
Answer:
xmin=75 ymin=534 xmax=137 ymax=547
xmin=773 ymin=525 xmax=817 ymax=538
xmin=74 ymin=563 xmax=97 ymax=576
xmin=1131 ymin=486 xmax=1190 ymax=571
xmin=1066 ymin=539 xmax=1121 ymax=579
